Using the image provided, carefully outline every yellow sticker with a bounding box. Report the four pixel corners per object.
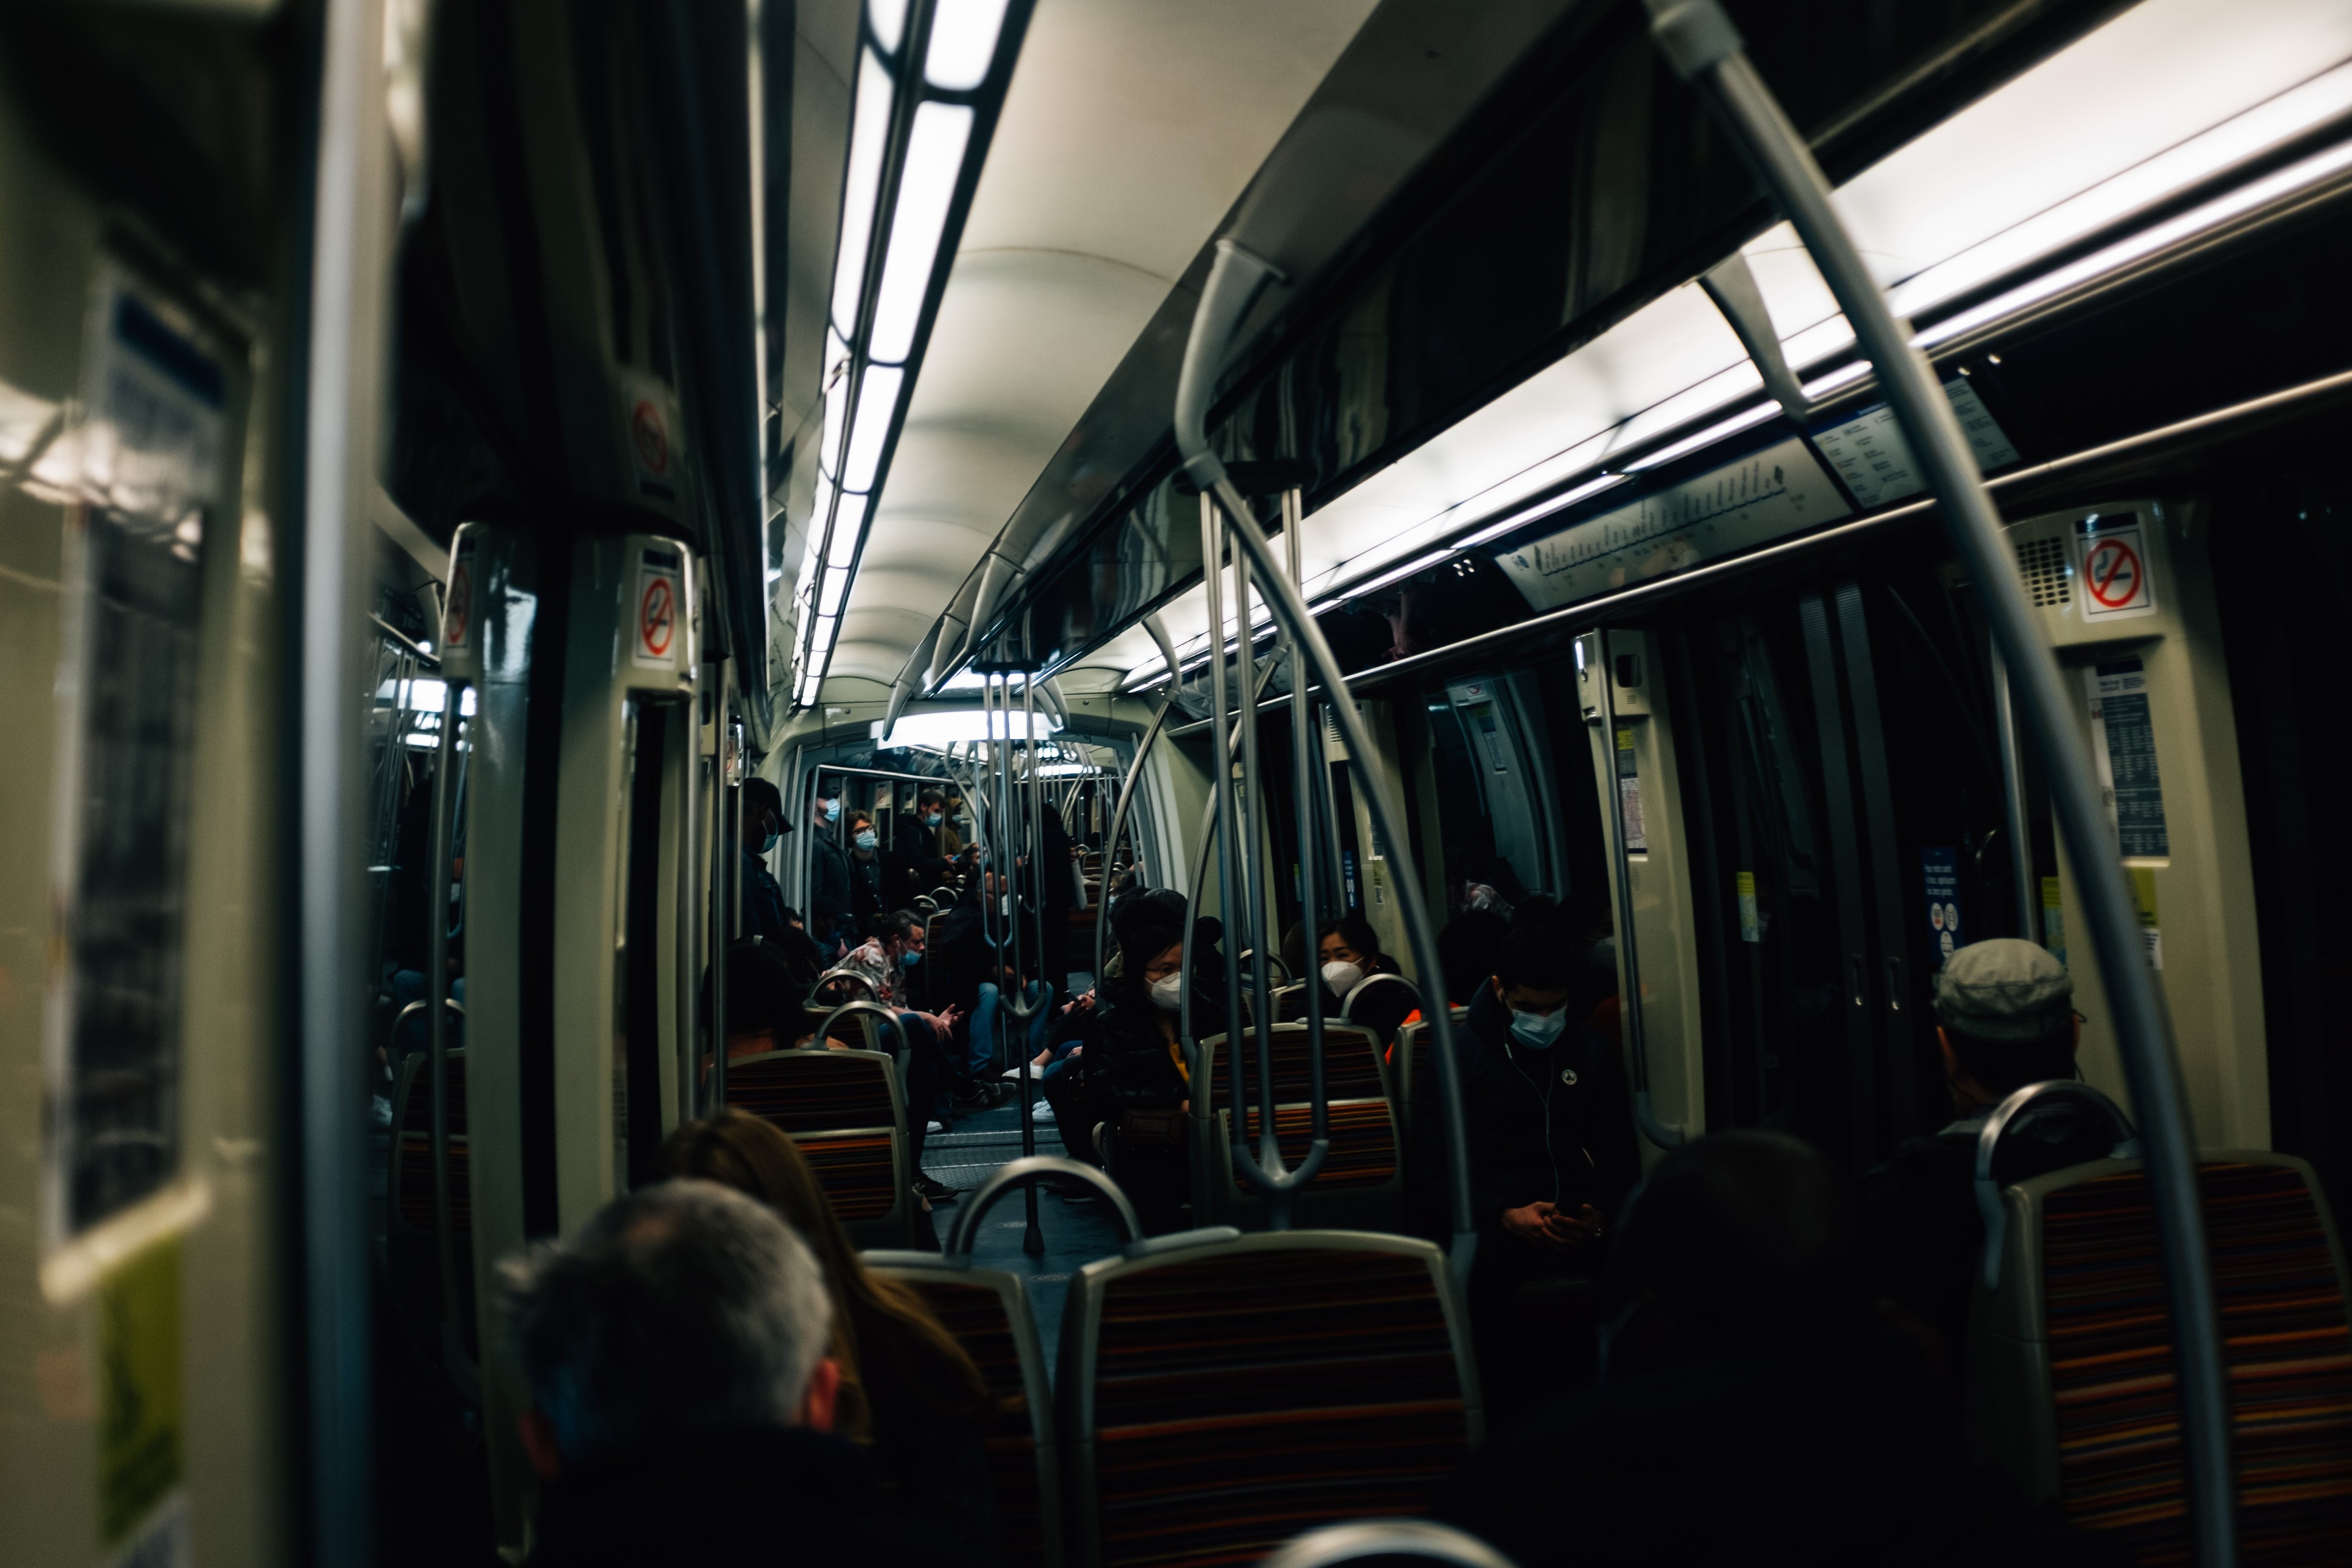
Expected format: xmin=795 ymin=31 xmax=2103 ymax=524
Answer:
xmin=2128 ymin=867 xmax=2163 ymax=970
xmin=98 ymin=1237 xmax=183 ymax=1546
xmin=2040 ymin=875 xmax=2066 ymax=968
xmin=1735 ymin=871 xmax=1760 ymax=943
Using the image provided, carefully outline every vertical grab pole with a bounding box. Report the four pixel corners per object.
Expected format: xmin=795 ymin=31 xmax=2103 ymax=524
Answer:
xmin=1199 ymin=492 xmax=1252 ymax=1186
xmin=1586 ymin=637 xmax=1682 ymax=1149
xmin=1285 ymin=486 xmax=1330 ymax=1178
xmin=680 ymin=681 xmax=701 ymax=1129
xmin=426 ymin=678 xmax=473 ymax=1394
xmin=1231 ymin=507 xmax=1291 ymax=1224
xmin=1019 ymin=671 xmax=1047 ymax=1255
xmin=1993 ymin=654 xmax=2038 ymax=941
xmin=1176 ymin=241 xmax=1467 ymax=1281
xmin=1637 ymin=5 xmax=2230 ymax=1559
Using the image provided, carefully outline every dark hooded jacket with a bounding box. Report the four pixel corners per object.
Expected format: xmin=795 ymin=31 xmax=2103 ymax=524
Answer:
xmin=525 ymin=1424 xmax=968 ymax=1568
xmin=1409 ymin=978 xmax=1640 ymax=1235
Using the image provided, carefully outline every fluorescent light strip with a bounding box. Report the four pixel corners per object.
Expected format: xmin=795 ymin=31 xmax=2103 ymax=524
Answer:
xmin=842 ymin=365 xmax=903 ymax=490
xmin=1455 ymin=472 xmax=1633 ymax=550
xmin=925 ymin=0 xmax=1009 ymax=91
xmin=1919 ymin=134 xmax=2352 ymax=349
xmin=1620 ymin=400 xmax=1782 ymax=472
xmin=831 ymin=51 xmax=895 ymax=334
xmin=869 ymin=104 xmax=974 ymax=362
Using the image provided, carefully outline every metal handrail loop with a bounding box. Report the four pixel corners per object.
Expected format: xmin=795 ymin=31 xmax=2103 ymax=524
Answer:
xmin=1973 ymin=1080 xmax=2138 ymax=1292
xmin=1175 ymin=239 xmax=1474 ymax=1280
xmin=944 ymin=1154 xmax=1144 ymax=1262
xmin=1637 ymin=4 xmax=2230 ymax=1557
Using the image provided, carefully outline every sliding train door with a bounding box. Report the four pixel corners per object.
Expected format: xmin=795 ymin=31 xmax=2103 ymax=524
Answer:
xmin=1670 ymin=565 xmax=2020 ymax=1171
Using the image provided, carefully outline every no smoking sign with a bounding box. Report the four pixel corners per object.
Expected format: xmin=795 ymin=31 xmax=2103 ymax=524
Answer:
xmin=2076 ymin=514 xmax=2156 ymax=622
xmin=633 ymin=548 xmax=685 ymax=669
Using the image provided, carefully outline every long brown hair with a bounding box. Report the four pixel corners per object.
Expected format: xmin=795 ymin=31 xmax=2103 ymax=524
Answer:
xmin=649 ymin=1110 xmax=988 ymax=1446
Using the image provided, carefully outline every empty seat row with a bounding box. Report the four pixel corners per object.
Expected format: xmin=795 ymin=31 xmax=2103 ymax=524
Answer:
xmin=866 ymin=1157 xmax=1485 ymax=1568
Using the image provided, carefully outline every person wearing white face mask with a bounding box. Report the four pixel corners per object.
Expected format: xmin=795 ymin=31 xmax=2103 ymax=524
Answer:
xmin=1408 ymin=914 xmax=1640 ymax=1429
xmin=1056 ymin=921 xmax=1199 ymax=1232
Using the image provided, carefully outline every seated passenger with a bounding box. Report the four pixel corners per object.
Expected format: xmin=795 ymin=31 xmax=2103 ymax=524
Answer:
xmin=501 ymin=1180 xmax=961 ymax=1567
xmin=1436 ymin=907 xmax=1510 ymax=1007
xmin=1439 ymin=1131 xmax=2126 ymax=1568
xmin=713 ymin=937 xmax=818 ymax=1062
xmin=1063 ymin=921 xmax=1203 ymax=1230
xmin=649 ymin=1113 xmax=999 ymax=1556
xmin=1861 ymin=938 xmax=2110 ymax=1375
xmin=1409 ymin=917 xmax=1639 ymax=1422
xmin=1313 ymin=910 xmax=1399 ymax=1008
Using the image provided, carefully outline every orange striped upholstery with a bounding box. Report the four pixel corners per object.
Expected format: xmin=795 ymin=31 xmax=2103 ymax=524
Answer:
xmin=792 ymin=1132 xmax=900 ymax=1222
xmin=2041 ymin=1161 xmax=2352 ymax=1563
xmin=896 ymin=1276 xmax=1053 ymax=1567
xmin=1229 ymin=1101 xmax=1399 ymax=1191
xmin=1071 ymin=1240 xmax=1472 ymax=1568
xmin=1204 ymin=1026 xmax=1385 ymax=1106
xmin=392 ymin=1053 xmax=469 ymax=1235
xmin=726 ymin=1049 xmax=900 ymax=1133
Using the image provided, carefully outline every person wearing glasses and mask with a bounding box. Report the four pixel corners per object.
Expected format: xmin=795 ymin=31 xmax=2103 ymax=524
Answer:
xmin=1410 ymin=911 xmax=1638 ymax=1427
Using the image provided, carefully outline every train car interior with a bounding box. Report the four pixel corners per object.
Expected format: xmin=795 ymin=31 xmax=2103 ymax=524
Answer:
xmin=3 ymin=0 xmax=2350 ymax=1564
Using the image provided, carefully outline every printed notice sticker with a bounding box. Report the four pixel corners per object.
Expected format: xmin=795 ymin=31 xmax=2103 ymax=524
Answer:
xmin=1808 ymin=379 xmax=2020 ymax=509
xmin=1736 ymin=871 xmax=1761 ymax=944
xmin=2076 ymin=511 xmax=2157 ymax=622
xmin=1615 ymin=725 xmax=1646 ymax=854
xmin=634 ymin=548 xmax=682 ymax=669
xmin=1922 ymin=846 xmax=1962 ymax=969
xmin=2041 ymin=875 xmax=2066 ymax=968
xmin=1495 ymin=437 xmax=1848 ymax=611
xmin=2086 ymin=658 xmax=2168 ymax=858
xmin=99 ymin=1239 xmax=185 ymax=1565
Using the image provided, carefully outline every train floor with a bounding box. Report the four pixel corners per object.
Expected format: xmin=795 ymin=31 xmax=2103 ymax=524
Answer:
xmin=919 ymin=1086 xmax=1126 ymax=1368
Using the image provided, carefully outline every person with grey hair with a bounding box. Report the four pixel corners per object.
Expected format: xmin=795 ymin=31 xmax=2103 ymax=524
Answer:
xmin=502 ymin=1180 xmax=956 ymax=1566
xmin=1860 ymin=938 xmax=2116 ymax=1376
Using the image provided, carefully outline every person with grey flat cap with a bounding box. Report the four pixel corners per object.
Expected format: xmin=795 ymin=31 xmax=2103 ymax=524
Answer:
xmin=1859 ymin=939 xmax=2115 ymax=1380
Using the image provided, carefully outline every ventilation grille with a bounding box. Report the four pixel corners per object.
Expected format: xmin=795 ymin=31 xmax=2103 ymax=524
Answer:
xmin=2016 ymin=535 xmax=2071 ymax=607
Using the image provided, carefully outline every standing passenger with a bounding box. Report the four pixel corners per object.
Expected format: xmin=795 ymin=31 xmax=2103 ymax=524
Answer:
xmin=806 ymin=784 xmax=854 ymax=954
xmin=847 ymin=810 xmax=883 ymax=931
xmin=730 ymin=777 xmax=789 ymax=943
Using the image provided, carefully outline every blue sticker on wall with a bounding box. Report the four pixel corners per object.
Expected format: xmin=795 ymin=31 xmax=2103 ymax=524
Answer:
xmin=1922 ymin=847 xmax=1961 ymax=969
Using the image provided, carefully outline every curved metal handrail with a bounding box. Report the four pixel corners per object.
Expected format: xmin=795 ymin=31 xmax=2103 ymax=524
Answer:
xmin=1341 ymin=972 xmax=1421 ymax=1047
xmin=813 ymin=997 xmax=908 ymax=1059
xmin=812 ymin=967 xmax=879 ymax=1004
xmin=1260 ymin=1522 xmax=1519 ymax=1568
xmin=944 ymin=1155 xmax=1143 ymax=1263
xmin=1974 ymin=1079 xmax=2138 ymax=1292
xmin=424 ymin=674 xmax=476 ymax=1403
xmin=1176 ymin=242 xmax=1470 ymax=1277
xmin=1642 ymin=8 xmax=2230 ymax=1557
xmin=1237 ymin=950 xmax=1292 ymax=987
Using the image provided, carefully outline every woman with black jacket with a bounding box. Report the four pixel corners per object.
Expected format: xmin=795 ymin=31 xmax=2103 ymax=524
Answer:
xmin=1063 ymin=919 xmax=1211 ymax=1232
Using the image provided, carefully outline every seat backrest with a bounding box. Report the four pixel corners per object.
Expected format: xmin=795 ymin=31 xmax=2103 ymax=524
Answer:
xmin=1968 ymin=1151 xmax=2352 ymax=1563
xmin=389 ymin=1048 xmax=470 ymax=1237
xmin=1059 ymin=1231 xmax=1480 ymax=1568
xmin=726 ymin=1049 xmax=913 ymax=1242
xmin=1342 ymin=973 xmax=1421 ymax=1048
xmin=865 ymin=1253 xmax=1061 ymax=1568
xmin=1202 ymin=1024 xmax=1386 ymax=1107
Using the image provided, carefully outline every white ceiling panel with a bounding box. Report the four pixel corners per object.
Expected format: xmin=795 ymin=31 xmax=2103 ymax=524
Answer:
xmin=823 ymin=0 xmax=1382 ymax=698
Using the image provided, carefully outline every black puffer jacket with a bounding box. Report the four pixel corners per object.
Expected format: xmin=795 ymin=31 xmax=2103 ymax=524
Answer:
xmin=1409 ymin=980 xmax=1640 ymax=1234
xmin=1079 ymin=981 xmax=1197 ymax=1111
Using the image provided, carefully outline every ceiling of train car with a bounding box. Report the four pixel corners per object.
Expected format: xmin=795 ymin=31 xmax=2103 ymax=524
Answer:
xmin=817 ymin=0 xmax=1384 ymax=704
xmin=1059 ymin=0 xmax=2352 ymax=692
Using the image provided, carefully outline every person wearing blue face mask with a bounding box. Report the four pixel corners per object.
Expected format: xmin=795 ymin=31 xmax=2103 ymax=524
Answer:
xmin=1409 ymin=913 xmax=1639 ymax=1428
xmin=845 ymin=811 xmax=883 ymax=931
xmin=805 ymin=786 xmax=855 ymax=952
xmin=730 ymin=778 xmax=790 ymax=943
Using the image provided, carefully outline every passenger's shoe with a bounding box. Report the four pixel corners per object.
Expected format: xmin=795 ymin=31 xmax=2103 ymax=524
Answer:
xmin=1025 ymin=1100 xmax=1056 ymax=1123
xmin=925 ymin=1119 xmax=947 ymax=1134
xmin=913 ymin=1174 xmax=959 ymax=1203
xmin=370 ymin=1094 xmax=393 ymax=1129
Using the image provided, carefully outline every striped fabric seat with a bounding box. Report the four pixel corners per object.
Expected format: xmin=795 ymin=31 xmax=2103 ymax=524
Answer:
xmin=727 ymin=1048 xmax=900 ymax=1132
xmin=792 ymin=1131 xmax=901 ymax=1222
xmin=727 ymin=1049 xmax=911 ymax=1242
xmin=1203 ymin=1025 xmax=1386 ymax=1105
xmin=390 ymin=1050 xmax=469 ymax=1236
xmin=1230 ymin=1101 xmax=1400 ymax=1191
xmin=2039 ymin=1161 xmax=2352 ymax=1563
xmin=1062 ymin=1234 xmax=1478 ymax=1568
xmin=879 ymin=1270 xmax=1060 ymax=1567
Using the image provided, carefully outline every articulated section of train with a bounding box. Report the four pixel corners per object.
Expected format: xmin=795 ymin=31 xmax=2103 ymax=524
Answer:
xmin=1 ymin=2 xmax=2347 ymax=1565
